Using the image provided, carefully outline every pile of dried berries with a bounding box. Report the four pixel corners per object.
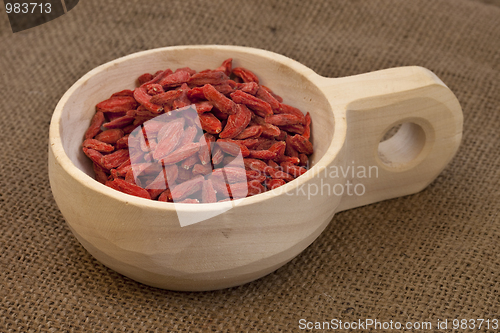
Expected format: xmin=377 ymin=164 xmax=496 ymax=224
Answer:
xmin=82 ymin=58 xmax=313 ymax=203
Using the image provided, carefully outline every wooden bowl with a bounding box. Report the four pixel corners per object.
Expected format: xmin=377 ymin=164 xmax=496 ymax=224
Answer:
xmin=48 ymin=45 xmax=462 ymax=291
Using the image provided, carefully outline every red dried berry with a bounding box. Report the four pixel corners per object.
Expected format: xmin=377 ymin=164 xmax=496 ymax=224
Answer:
xmin=96 ymin=95 xmax=138 ymax=113
xmin=230 ymin=90 xmax=273 ymax=117
xmin=219 ymin=104 xmax=252 ymax=139
xmin=289 ymin=134 xmax=314 ymax=154
xmin=85 ymin=111 xmax=105 ymax=139
xmin=82 ymin=139 xmax=115 ymax=153
xmin=215 ymin=58 xmax=232 ymax=76
xmin=203 ymin=84 xmax=237 ymax=115
xmin=199 ymin=113 xmax=222 ymax=135
xmin=94 ymin=129 xmax=124 ymax=144
xmin=232 ymin=67 xmax=259 ymax=84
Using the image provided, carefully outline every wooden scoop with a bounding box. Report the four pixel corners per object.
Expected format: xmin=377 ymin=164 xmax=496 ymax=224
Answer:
xmin=49 ymin=45 xmax=463 ymax=291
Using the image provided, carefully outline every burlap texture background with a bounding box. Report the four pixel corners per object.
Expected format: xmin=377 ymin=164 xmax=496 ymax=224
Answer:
xmin=1 ymin=0 xmax=499 ymax=331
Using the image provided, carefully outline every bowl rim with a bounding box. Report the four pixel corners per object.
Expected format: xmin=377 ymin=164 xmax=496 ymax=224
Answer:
xmin=49 ymin=45 xmax=345 ymax=214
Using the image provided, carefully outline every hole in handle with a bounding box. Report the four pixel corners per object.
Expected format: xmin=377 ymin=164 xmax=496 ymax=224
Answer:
xmin=378 ymin=122 xmax=426 ymax=169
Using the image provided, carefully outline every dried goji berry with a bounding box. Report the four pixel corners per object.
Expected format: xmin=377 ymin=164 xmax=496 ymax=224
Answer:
xmin=157 ymin=118 xmax=185 ymax=141
xmin=201 ymin=179 xmax=217 ymax=203
xmin=207 ymin=180 xmax=228 ymax=200
xmin=96 ymin=95 xmax=138 ymax=113
xmin=298 ymin=153 xmax=309 ymax=166
xmin=170 ymin=175 xmax=204 ymax=201
xmin=211 ymin=146 xmax=224 ymax=165
xmin=237 ymin=82 xmax=259 ymax=95
xmin=266 ymin=178 xmax=286 ymax=190
xmin=276 ymin=103 xmax=306 ymax=124
xmin=275 ymin=129 xmax=287 ymax=141
xmin=153 ymin=121 xmax=184 ymax=159
xmin=243 ymin=158 xmax=268 ymax=172
xmin=159 ymin=70 xmax=191 ymax=88
xmin=254 ymin=138 xmax=276 ymax=151
xmin=232 ymin=67 xmax=259 ymax=84
xmin=285 ymin=135 xmax=299 ymax=157
xmin=192 ymin=163 xmax=212 ymax=176
xmin=175 ymin=67 xmax=197 ymax=76
xmin=186 ymin=86 xmax=206 ymax=101
xmin=219 ymin=104 xmax=252 ymax=139
xmin=199 ymin=113 xmax=222 ymax=135
xmin=233 ymin=125 xmax=262 ymax=140
xmin=246 ymin=170 xmax=267 ymax=183
xmin=212 ymin=83 xmax=235 ymax=96
xmin=189 ymin=71 xmax=229 ymax=87
xmin=216 ymin=139 xmax=250 ymax=157
xmin=212 ymin=167 xmax=247 ymax=184
xmin=279 ymin=156 xmax=301 ymax=165
xmin=111 ymin=90 xmax=134 ymax=98
xmin=303 ymin=112 xmax=311 ymax=140
xmin=246 ymin=179 xmax=266 ymax=196
xmin=83 ymin=139 xmax=115 ymax=153
xmin=230 ymin=90 xmax=273 ymax=118
xmin=93 ymin=163 xmax=109 ymax=184
xmin=101 ymin=149 xmax=130 ymax=170
xmin=109 ymin=178 xmax=151 ymax=199
xmin=248 ymin=150 xmax=277 ymax=160
xmin=147 ymin=188 xmax=165 ymax=200
xmin=115 ymin=164 xmax=132 ymax=178
xmin=181 ymin=154 xmax=199 ymax=170
xmin=161 ymin=142 xmax=200 ymax=165
xmin=265 ymin=167 xmax=294 ymax=182
xmin=158 ymin=189 xmax=173 ymax=202
xmin=133 ymin=86 xmax=163 ymax=114
xmin=215 ymin=58 xmax=232 ymax=76
xmin=268 ymin=160 xmax=280 ymax=169
xmin=102 ymin=110 xmax=136 ymax=129
xmin=95 ymin=129 xmax=124 ymax=144
xmin=289 ymin=134 xmax=313 ymax=154
xmin=237 ymin=138 xmax=260 ymax=149
xmin=138 ymin=73 xmax=154 ymax=86
xmin=268 ymin=141 xmax=286 ymax=160
xmin=203 ymin=84 xmax=237 ymax=115
xmin=164 ymin=164 xmax=179 ymax=185
xmin=260 ymin=85 xmax=283 ymax=102
xmin=280 ymin=162 xmax=307 ymax=178
xmin=83 ymin=147 xmax=105 ymax=168
xmin=149 ymin=90 xmax=182 ymax=106
xmin=211 ymin=107 xmax=229 ymax=120
xmin=140 ymin=69 xmax=173 ymax=87
xmin=172 ymin=83 xmax=191 ymax=109
xmin=195 ymin=101 xmax=213 ymax=114
xmin=198 ymin=133 xmax=214 ymax=166
xmin=265 ymin=114 xmax=303 ymax=126
xmin=278 ymin=124 xmax=305 ymax=135
xmin=146 ymin=84 xmax=164 ymax=96
xmin=256 ymin=86 xmax=280 ymax=112
xmin=85 ymin=111 xmax=105 ymax=139
xmin=125 ymin=168 xmax=137 ymax=185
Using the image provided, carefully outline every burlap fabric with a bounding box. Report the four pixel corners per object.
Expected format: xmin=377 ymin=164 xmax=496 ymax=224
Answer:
xmin=1 ymin=0 xmax=499 ymax=331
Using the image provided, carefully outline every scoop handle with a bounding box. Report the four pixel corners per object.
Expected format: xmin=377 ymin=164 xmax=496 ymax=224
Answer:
xmin=317 ymin=66 xmax=463 ymax=212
